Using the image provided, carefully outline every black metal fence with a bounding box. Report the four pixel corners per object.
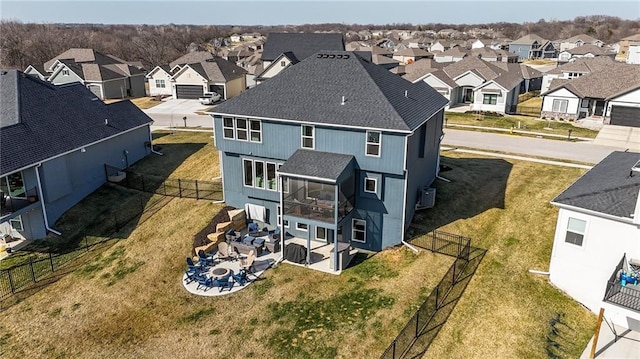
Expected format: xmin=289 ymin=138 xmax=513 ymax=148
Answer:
xmin=106 ymin=165 xmax=223 ymax=201
xmin=379 ymin=230 xmax=472 ymax=359
xmin=603 ymin=254 xmax=640 ymax=312
xmin=0 ymin=192 xmax=168 ymax=300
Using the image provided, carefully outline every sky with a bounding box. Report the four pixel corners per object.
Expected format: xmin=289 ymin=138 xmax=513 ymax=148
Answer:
xmin=1 ymin=0 xmax=638 ymax=26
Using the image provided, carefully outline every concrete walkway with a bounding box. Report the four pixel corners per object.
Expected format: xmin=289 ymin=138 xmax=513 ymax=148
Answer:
xmin=580 ymin=322 xmax=640 ymax=359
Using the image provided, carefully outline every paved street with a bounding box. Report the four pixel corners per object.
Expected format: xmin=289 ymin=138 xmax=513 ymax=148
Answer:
xmin=442 ymin=128 xmax=625 ymax=164
xmin=148 ymin=112 xmax=213 ymax=128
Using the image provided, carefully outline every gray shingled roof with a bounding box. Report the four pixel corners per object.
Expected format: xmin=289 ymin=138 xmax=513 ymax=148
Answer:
xmin=546 ymin=63 xmax=640 ymax=98
xmin=546 ymin=56 xmax=615 ymax=75
xmin=213 ymin=51 xmax=449 ymax=133
xmin=401 ymin=59 xmax=446 ymax=83
xmin=261 ymin=33 xmax=345 ymax=62
xmin=169 ymin=51 xmax=215 ymax=69
xmin=0 ymin=70 xmax=152 ymax=174
xmin=566 ymin=44 xmax=610 ymax=55
xmin=43 ymin=48 xmax=132 ymax=72
xmin=553 ymin=151 xmax=640 ymax=219
xmin=186 ymin=57 xmax=247 ymax=82
xmin=278 ymin=149 xmax=354 ymax=182
xmin=511 ymin=34 xmax=548 ymax=45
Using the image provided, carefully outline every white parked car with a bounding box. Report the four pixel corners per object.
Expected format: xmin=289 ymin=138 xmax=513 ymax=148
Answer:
xmin=198 ymin=92 xmax=221 ymax=105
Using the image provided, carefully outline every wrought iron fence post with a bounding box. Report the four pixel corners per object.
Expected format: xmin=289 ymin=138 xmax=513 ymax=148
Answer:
xmin=178 ymin=179 xmax=182 ymax=198
xmin=431 ymin=231 xmax=436 ymax=251
xmin=458 ymin=237 xmax=462 ymax=258
xmin=435 ymin=285 xmax=439 ymax=309
xmin=8 ymin=269 xmax=15 ymax=294
xmin=392 ymin=339 xmax=396 ymax=359
xmin=195 ymin=180 xmax=199 ymax=199
xmin=453 ymin=260 xmax=457 ymax=284
xmin=415 ymin=310 xmax=420 ymax=338
xmin=29 ymin=257 xmax=36 ymax=283
xmin=49 ymin=252 xmax=54 ymax=271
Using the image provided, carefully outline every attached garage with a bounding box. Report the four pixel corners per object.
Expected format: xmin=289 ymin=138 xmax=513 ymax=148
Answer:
xmin=175 ymin=85 xmax=204 ymax=99
xmin=610 ymin=106 xmax=640 ymax=127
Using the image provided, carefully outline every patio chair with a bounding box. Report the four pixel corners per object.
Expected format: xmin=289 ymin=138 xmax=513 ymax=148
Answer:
xmin=213 ymin=278 xmax=235 ymax=292
xmin=240 ymin=250 xmax=256 ymax=274
xmin=231 ymin=269 xmax=249 ymax=286
xmin=248 ymin=222 xmax=259 ymax=236
xmin=198 ymin=250 xmax=216 ymax=266
xmin=184 ymin=268 xmax=199 ymax=284
xmin=186 ymin=257 xmax=206 ymax=272
xmin=195 ymin=274 xmax=214 ymax=291
xmin=217 ymin=242 xmax=238 ymax=261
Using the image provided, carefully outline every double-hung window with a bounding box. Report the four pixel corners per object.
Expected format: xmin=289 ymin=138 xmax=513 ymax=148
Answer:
xmin=316 ymin=227 xmax=327 ymax=241
xmin=243 ymin=159 xmax=253 ymax=186
xmin=366 ymin=131 xmax=381 ymax=157
xmin=266 ymin=162 xmax=277 ymax=190
xmin=155 ymin=79 xmax=166 ymax=88
xmin=250 ymin=120 xmax=261 ymax=142
xmin=352 ymin=219 xmax=366 ymax=243
xmin=222 ymin=117 xmax=234 ymax=139
xmin=301 ymin=125 xmax=314 ymax=149
xmin=552 ymin=99 xmax=568 ymax=113
xmin=483 ymin=94 xmax=497 ymax=105
xmin=10 ymin=216 xmax=23 ymax=231
xmin=565 ymin=218 xmax=586 ymax=246
xmin=236 ymin=118 xmax=248 ymax=140
xmin=364 ymin=178 xmax=377 ymax=194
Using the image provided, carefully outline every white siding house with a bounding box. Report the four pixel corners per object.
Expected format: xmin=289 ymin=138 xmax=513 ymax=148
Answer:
xmin=541 ymin=87 xmax=581 ymax=120
xmin=146 ymin=66 xmax=173 ymax=97
xmin=628 ymin=43 xmax=640 ymax=64
xmin=549 ymin=151 xmax=640 ymax=331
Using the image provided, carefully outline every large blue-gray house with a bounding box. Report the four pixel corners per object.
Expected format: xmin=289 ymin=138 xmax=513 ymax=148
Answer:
xmin=211 ymin=51 xmax=448 ymax=261
xmin=508 ymin=34 xmax=557 ymax=61
xmin=0 ymin=70 xmax=153 ymax=241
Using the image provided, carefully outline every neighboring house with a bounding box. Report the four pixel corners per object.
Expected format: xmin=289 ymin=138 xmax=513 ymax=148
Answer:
xmin=468 ymin=47 xmax=519 ymax=63
xmin=371 ymin=54 xmax=401 ymax=70
xmin=548 ymin=151 xmax=640 ymax=331
xmin=429 ymin=40 xmax=453 ymax=53
xmin=617 ymin=33 xmax=640 ymax=60
xmin=508 ymin=34 xmax=557 ymax=60
xmin=392 ymin=48 xmax=432 ymax=65
xmin=145 ymin=65 xmax=173 ymax=97
xmin=540 ymin=56 xmax=616 ymax=94
xmin=26 ymin=48 xmax=146 ymax=100
xmin=229 ymin=34 xmax=242 ymax=43
xmin=169 ymin=51 xmax=215 ymax=69
xmin=210 ymin=51 xmax=449 ymax=270
xmin=170 ymin=57 xmax=247 ymax=99
xmin=0 ymin=70 xmax=153 ymax=241
xmin=24 ymin=64 xmax=49 ymax=81
xmin=627 ymin=42 xmax=640 ymax=65
xmin=257 ymin=32 xmax=345 ymax=83
xmin=557 ymin=44 xmax=616 ymax=63
xmin=541 ymin=63 xmax=640 ymax=122
xmin=559 ymin=34 xmax=604 ymax=51
xmin=406 ymin=57 xmax=539 ymax=113
xmin=470 ymin=39 xmax=493 ymax=49
xmin=433 ymin=46 xmax=467 ymax=63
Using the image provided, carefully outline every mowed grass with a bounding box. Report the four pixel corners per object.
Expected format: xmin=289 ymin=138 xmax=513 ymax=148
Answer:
xmin=444 ymin=112 xmax=599 ymax=139
xmin=1 ymin=130 xmax=452 ymax=358
xmin=1 ymin=197 xmax=452 ymax=358
xmin=415 ymin=152 xmax=596 ymax=359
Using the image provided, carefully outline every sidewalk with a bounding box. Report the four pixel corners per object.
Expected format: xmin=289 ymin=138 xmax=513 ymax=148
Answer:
xmin=580 ymin=322 xmax=640 ymax=359
xmin=445 ymin=123 xmax=594 ymax=141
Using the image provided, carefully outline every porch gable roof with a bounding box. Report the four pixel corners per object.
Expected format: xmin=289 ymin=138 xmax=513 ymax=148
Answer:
xmin=278 ymin=149 xmax=354 ymax=183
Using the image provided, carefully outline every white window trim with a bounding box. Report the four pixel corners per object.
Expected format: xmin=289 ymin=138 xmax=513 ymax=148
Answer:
xmin=277 ymin=163 xmax=288 ymax=193
xmin=283 ymin=219 xmax=290 ymax=228
xmin=352 ymin=218 xmax=366 ymax=243
xmin=242 ymin=158 xmax=253 ymax=187
xmin=254 ymin=160 xmax=265 ymax=189
xmin=552 ymin=99 xmax=568 ymax=113
xmin=296 ymin=222 xmax=308 ymax=232
xmin=316 ymin=226 xmax=327 ymax=241
xmin=301 ymin=125 xmax=315 ymax=149
xmin=277 ymin=205 xmax=282 ymax=227
xmin=222 ymin=117 xmax=235 ymax=139
xmin=564 ymin=217 xmax=587 ymax=247
xmin=62 ymin=68 xmax=70 ymax=76
xmin=9 ymin=215 xmax=23 ymax=232
xmin=266 ymin=162 xmax=277 ymax=191
xmin=364 ymin=177 xmax=377 ymax=194
xmin=155 ymin=79 xmax=166 ymax=88
xmin=235 ymin=117 xmax=249 ymax=142
xmin=249 ymin=119 xmax=262 ymax=143
xmin=365 ymin=130 xmax=381 ymax=157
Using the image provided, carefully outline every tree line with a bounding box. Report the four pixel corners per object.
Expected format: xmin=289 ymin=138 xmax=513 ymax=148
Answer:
xmin=1 ymin=16 xmax=638 ymax=70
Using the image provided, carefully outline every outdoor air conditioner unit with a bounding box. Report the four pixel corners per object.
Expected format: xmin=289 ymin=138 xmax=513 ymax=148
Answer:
xmin=417 ymin=187 xmax=436 ymax=210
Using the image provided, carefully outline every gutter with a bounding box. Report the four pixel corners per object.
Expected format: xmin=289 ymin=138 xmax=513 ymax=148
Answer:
xmin=35 ymin=163 xmax=62 ymax=236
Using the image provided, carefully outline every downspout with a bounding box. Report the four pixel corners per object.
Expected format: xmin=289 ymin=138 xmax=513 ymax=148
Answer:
xmin=401 ymin=135 xmax=419 ymax=253
xmin=149 ymin=126 xmax=163 ymax=156
xmin=35 ymin=163 xmax=62 ymax=236
xmin=278 ymin=175 xmax=285 ymax=264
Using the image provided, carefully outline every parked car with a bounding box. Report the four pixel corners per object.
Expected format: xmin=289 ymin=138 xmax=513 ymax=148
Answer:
xmin=199 ymin=92 xmax=221 ymax=105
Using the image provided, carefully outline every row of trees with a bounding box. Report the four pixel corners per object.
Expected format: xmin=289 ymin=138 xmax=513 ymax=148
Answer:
xmin=1 ymin=16 xmax=638 ymax=70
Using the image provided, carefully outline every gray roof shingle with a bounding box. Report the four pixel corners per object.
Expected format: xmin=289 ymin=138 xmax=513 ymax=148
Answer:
xmin=169 ymin=51 xmax=215 ymax=69
xmin=546 ymin=63 xmax=640 ymax=98
xmin=278 ymin=149 xmax=354 ymax=182
xmin=0 ymin=70 xmax=152 ymax=174
xmin=553 ymin=151 xmax=640 ymax=219
xmin=187 ymin=57 xmax=247 ymax=82
xmin=213 ymin=51 xmax=449 ymax=132
xmin=261 ymin=33 xmax=345 ymax=62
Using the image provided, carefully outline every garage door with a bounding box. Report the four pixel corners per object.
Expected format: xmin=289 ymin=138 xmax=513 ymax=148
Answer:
xmin=175 ymin=85 xmax=203 ymax=99
xmin=610 ymin=106 xmax=640 ymax=127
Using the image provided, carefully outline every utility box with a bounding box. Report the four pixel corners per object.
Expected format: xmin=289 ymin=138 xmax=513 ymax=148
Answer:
xmin=418 ymin=187 xmax=436 ymax=209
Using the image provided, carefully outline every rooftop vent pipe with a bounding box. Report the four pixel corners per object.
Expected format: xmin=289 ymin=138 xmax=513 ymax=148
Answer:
xmin=341 ymin=96 xmax=346 ymax=105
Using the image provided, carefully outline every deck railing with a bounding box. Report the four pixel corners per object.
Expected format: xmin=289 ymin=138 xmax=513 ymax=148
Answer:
xmin=0 ymin=187 xmax=40 ymax=218
xmin=603 ymin=254 xmax=640 ymax=313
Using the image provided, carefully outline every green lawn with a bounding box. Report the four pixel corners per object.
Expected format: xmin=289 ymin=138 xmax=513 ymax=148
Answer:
xmin=445 ymin=112 xmax=599 ymax=139
xmin=1 ymin=132 xmax=596 ymax=359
